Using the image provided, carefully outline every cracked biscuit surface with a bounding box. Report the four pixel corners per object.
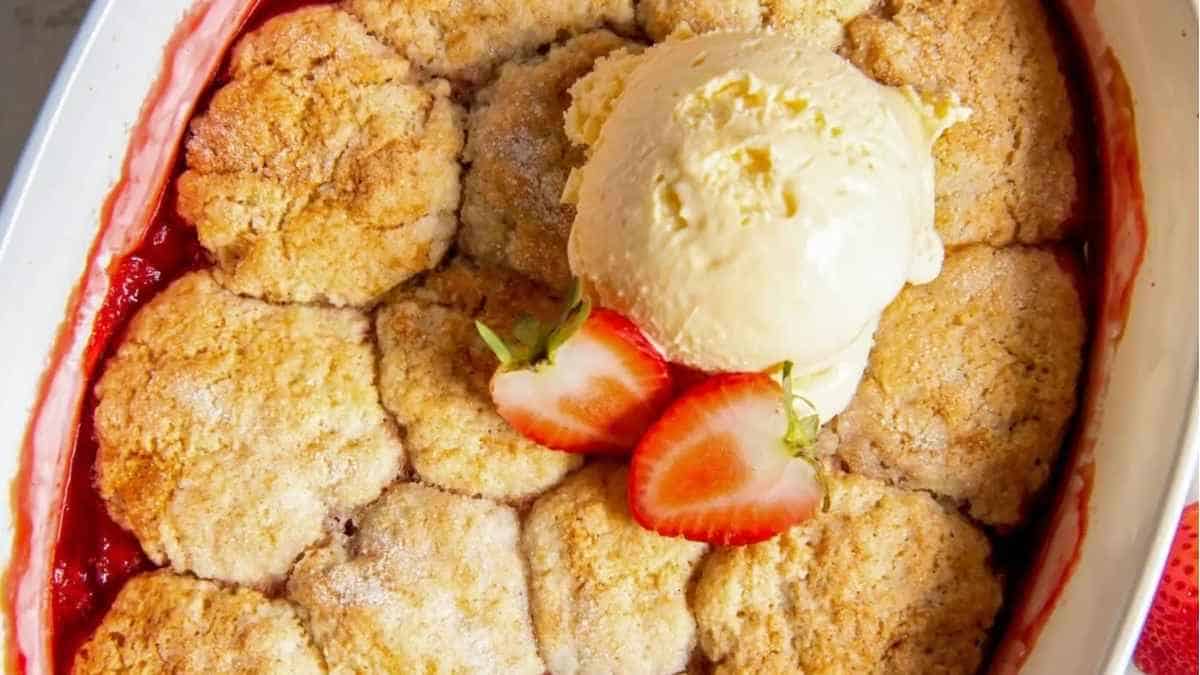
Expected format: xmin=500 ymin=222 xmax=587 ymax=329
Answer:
xmin=833 ymin=246 xmax=1086 ymax=526
xmin=522 ymin=464 xmax=708 ymax=675
xmin=843 ymin=0 xmax=1079 ymax=245
xmin=94 ymin=271 xmax=404 ymax=587
xmin=177 ymin=6 xmax=463 ymax=306
xmin=637 ymin=0 xmax=874 ymax=49
xmin=287 ymin=482 xmax=544 ymax=675
xmin=693 ymin=473 xmax=1002 ymax=675
xmin=376 ymin=259 xmax=581 ymax=502
xmin=460 ymin=30 xmax=638 ymax=290
xmin=344 ymin=0 xmax=635 ymax=83
xmin=73 ymin=571 xmax=324 ymax=674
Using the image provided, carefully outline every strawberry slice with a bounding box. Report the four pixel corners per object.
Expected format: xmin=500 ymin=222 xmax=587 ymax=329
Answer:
xmin=477 ymin=281 xmax=673 ymax=454
xmin=1135 ymin=501 xmax=1198 ymax=675
xmin=628 ymin=363 xmax=829 ymax=545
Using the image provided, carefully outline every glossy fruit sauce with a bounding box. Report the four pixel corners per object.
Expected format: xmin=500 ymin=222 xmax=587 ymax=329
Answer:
xmin=13 ymin=0 xmax=1144 ymax=673
xmin=49 ymin=198 xmax=208 ymax=670
xmin=43 ymin=2 xmax=320 ymax=671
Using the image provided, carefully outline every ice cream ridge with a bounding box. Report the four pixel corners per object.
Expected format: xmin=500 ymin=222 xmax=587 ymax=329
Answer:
xmin=563 ymin=31 xmax=969 ymax=421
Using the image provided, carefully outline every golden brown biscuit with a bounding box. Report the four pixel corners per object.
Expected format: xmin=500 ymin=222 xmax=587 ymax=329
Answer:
xmin=523 ymin=464 xmax=708 ymax=675
xmin=376 ymin=259 xmax=581 ymax=502
xmin=288 ymin=482 xmax=544 ymax=674
xmin=94 ymin=271 xmax=404 ymax=587
xmin=177 ymin=6 xmax=463 ymax=306
xmin=73 ymin=571 xmax=324 ymax=675
xmin=344 ymin=0 xmax=636 ymax=83
xmin=693 ymin=473 xmax=1002 ymax=675
xmin=843 ymin=0 xmax=1079 ymax=245
xmin=460 ymin=31 xmax=638 ymax=290
xmin=638 ymin=0 xmax=874 ymax=49
xmin=833 ymin=245 xmax=1086 ymax=526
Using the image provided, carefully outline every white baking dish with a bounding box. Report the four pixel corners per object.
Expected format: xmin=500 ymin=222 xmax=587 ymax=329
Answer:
xmin=0 ymin=1 xmax=1194 ymax=673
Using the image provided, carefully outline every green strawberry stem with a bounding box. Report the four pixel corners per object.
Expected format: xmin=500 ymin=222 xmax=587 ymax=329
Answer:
xmin=476 ymin=278 xmax=593 ymax=370
xmin=476 ymin=322 xmax=515 ymax=366
xmin=774 ymin=361 xmax=830 ymax=512
xmin=546 ymin=279 xmax=591 ymax=357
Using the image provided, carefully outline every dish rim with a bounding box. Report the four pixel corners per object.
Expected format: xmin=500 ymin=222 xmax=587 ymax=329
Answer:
xmin=0 ymin=1 xmax=1195 ymax=673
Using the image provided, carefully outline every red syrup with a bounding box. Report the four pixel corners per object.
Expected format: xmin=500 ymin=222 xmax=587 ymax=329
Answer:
xmin=3 ymin=2 xmax=330 ymax=673
xmin=49 ymin=202 xmax=209 ymax=673
xmin=989 ymin=1 xmax=1149 ymax=671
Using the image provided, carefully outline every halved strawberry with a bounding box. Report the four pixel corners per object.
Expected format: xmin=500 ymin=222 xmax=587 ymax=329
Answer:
xmin=477 ymin=281 xmax=673 ymax=454
xmin=628 ymin=363 xmax=829 ymax=545
xmin=1135 ymin=501 xmax=1198 ymax=675
xmin=668 ymin=362 xmax=710 ymax=392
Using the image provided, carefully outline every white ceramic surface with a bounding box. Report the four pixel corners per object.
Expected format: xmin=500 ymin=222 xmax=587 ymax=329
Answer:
xmin=0 ymin=1 xmax=1195 ymax=673
xmin=0 ymin=0 xmax=188 ymax=568
xmin=0 ymin=1 xmax=254 ymax=670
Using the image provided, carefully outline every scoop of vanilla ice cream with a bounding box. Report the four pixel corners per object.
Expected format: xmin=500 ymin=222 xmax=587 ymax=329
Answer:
xmin=563 ymin=32 xmax=967 ymax=420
